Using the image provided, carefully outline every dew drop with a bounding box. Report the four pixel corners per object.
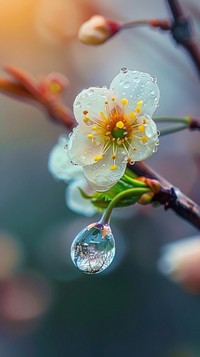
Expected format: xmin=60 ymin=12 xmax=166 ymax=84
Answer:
xmin=123 ymin=81 xmax=130 ymax=89
xmin=88 ymin=89 xmax=94 ymax=96
xmin=152 ymin=76 xmax=157 ymax=83
xmin=119 ymin=80 xmax=124 ymax=86
xmin=75 ymin=101 xmax=81 ymax=108
xmin=120 ymin=67 xmax=128 ymax=74
xmin=150 ymin=90 xmax=155 ymax=96
xmin=71 ymin=222 xmax=115 ymax=274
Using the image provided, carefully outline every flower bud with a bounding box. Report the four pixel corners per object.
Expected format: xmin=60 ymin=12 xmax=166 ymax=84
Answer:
xmin=78 ymin=15 xmax=121 ymax=45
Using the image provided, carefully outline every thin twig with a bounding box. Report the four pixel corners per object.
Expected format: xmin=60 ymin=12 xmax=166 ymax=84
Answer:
xmin=129 ymin=162 xmax=200 ymax=230
xmin=166 ymin=0 xmax=200 ymax=76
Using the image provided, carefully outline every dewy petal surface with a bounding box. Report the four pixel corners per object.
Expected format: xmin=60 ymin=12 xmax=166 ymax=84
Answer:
xmin=73 ymin=87 xmax=114 ymax=124
xmin=67 ymin=125 xmax=104 ymax=166
xmin=110 ymin=69 xmax=160 ymax=117
xmin=66 ymin=177 xmax=97 ymax=217
xmin=48 ymin=135 xmax=83 ymax=182
xmin=83 ymin=149 xmax=127 ymax=192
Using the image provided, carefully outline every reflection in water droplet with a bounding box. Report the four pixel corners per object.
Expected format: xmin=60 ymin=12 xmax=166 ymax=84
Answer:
xmin=71 ymin=223 xmax=115 ymax=274
xmin=119 ymin=80 xmax=124 ymax=86
xmin=120 ymin=67 xmax=128 ymax=74
xmin=151 ymin=91 xmax=155 ymax=96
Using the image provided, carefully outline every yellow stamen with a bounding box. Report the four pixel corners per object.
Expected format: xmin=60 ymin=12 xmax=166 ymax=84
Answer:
xmin=136 ymin=106 xmax=141 ymax=113
xmin=112 ymin=154 xmax=116 ymax=160
xmin=138 ymin=125 xmax=145 ymax=132
xmin=137 ymin=100 xmax=143 ymax=106
xmin=49 ymin=82 xmax=62 ymax=94
xmin=83 ymin=110 xmax=88 ymax=115
xmin=112 ymin=97 xmax=115 ymax=101
xmin=100 ymin=111 xmax=107 ymax=121
xmin=87 ymin=134 xmax=93 ymax=139
xmin=126 ymin=157 xmax=132 ymax=163
xmin=121 ymin=98 xmax=128 ymax=105
xmin=116 ymin=121 xmax=124 ymax=129
xmin=94 ymin=155 xmax=103 ymax=162
xmin=130 ymin=112 xmax=136 ymax=119
xmin=143 ymin=119 xmax=147 ymax=124
xmin=104 ymin=100 xmax=108 ymax=104
xmin=110 ymin=165 xmax=118 ymax=171
xmin=141 ymin=135 xmax=148 ymax=143
xmin=92 ymin=125 xmax=98 ymax=130
xmin=83 ymin=116 xmax=90 ymax=123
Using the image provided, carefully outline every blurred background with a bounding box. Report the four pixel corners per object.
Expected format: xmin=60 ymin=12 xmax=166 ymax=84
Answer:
xmin=0 ymin=0 xmax=200 ymax=356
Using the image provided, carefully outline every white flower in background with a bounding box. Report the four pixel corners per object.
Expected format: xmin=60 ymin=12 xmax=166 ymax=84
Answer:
xmin=67 ymin=68 xmax=160 ymax=192
xmin=48 ymin=136 xmax=97 ymax=217
xmin=158 ymin=236 xmax=200 ymax=293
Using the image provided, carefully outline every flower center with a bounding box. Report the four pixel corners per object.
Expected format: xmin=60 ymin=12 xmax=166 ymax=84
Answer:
xmin=82 ymin=98 xmax=148 ymax=171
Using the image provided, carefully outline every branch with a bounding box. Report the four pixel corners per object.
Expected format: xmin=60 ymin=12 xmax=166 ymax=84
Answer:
xmin=129 ymin=162 xmax=200 ymax=230
xmin=166 ymin=0 xmax=200 ymax=76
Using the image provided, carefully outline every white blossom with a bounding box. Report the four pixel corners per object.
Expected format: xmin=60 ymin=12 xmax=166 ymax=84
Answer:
xmin=48 ymin=136 xmax=97 ymax=216
xmin=67 ymin=68 xmax=160 ymax=191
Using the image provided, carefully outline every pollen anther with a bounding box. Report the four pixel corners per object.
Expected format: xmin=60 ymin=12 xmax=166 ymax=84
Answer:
xmin=110 ymin=165 xmax=118 ymax=171
xmin=121 ymin=98 xmax=128 ymax=105
xmin=83 ymin=116 xmax=90 ymax=123
xmin=141 ymin=135 xmax=148 ymax=143
xmin=116 ymin=121 xmax=124 ymax=129
xmin=87 ymin=134 xmax=93 ymax=139
xmin=138 ymin=125 xmax=145 ymax=132
xmin=94 ymin=155 xmax=103 ymax=162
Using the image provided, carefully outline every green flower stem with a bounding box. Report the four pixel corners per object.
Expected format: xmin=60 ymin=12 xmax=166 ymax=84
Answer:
xmin=154 ymin=116 xmax=191 ymax=124
xmin=159 ymin=124 xmax=188 ymax=136
xmin=100 ymin=187 xmax=151 ymax=225
xmin=122 ymin=174 xmax=148 ymax=187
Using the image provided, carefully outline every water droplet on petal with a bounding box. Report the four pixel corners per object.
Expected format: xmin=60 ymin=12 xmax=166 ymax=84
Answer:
xmin=123 ymin=82 xmax=130 ymax=89
xmin=150 ymin=90 xmax=155 ymax=96
xmin=71 ymin=222 xmax=115 ymax=274
xmin=119 ymin=80 xmax=124 ymax=86
xmin=120 ymin=67 xmax=128 ymax=74
xmin=75 ymin=101 xmax=81 ymax=108
xmin=88 ymin=89 xmax=94 ymax=96
xmin=152 ymin=76 xmax=157 ymax=83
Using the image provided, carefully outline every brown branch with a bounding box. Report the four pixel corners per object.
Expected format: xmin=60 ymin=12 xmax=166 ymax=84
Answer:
xmin=130 ymin=162 xmax=200 ymax=230
xmin=166 ymin=0 xmax=200 ymax=76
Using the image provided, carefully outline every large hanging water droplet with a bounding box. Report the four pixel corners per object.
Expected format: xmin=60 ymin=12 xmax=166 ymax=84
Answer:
xmin=71 ymin=222 xmax=115 ymax=274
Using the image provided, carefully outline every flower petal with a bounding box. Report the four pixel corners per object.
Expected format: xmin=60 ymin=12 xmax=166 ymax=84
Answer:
xmin=48 ymin=135 xmax=83 ymax=182
xmin=67 ymin=125 xmax=104 ymax=166
xmin=130 ymin=117 xmax=159 ymax=161
xmin=73 ymin=87 xmax=114 ymax=124
xmin=66 ymin=177 xmax=97 ymax=217
xmin=83 ymin=149 xmax=127 ymax=191
xmin=110 ymin=69 xmax=160 ymax=117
